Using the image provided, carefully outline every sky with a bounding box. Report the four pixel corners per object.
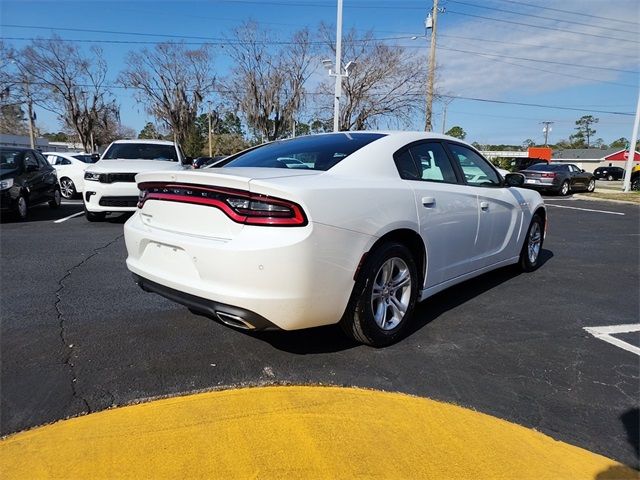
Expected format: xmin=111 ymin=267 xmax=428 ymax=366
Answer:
xmin=1 ymin=0 xmax=639 ymax=146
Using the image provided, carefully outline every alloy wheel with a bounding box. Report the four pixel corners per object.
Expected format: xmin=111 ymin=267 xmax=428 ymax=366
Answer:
xmin=17 ymin=196 xmax=27 ymax=218
xmin=528 ymin=221 xmax=542 ymax=265
xmin=370 ymin=257 xmax=412 ymax=331
xmin=60 ymin=179 xmax=75 ymax=198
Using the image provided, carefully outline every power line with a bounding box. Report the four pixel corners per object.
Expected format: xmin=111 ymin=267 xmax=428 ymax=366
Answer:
xmin=13 ymin=79 xmax=635 ymax=116
xmin=436 ymin=44 xmax=638 ymax=75
xmin=437 ymin=33 xmax=629 ymax=60
xmin=445 ymin=9 xmax=640 ymax=44
xmin=446 ymin=0 xmax=639 ymax=35
xmin=494 ymin=0 xmax=639 ymax=27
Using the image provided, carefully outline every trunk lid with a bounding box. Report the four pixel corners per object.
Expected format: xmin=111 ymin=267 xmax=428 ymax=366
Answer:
xmin=135 ymin=168 xmax=319 ymax=239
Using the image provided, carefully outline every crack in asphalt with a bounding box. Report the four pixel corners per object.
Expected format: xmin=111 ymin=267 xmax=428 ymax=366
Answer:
xmin=54 ymin=233 xmax=124 ymax=415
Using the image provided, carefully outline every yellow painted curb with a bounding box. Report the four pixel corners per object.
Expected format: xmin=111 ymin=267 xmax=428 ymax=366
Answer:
xmin=0 ymin=386 xmax=636 ymax=479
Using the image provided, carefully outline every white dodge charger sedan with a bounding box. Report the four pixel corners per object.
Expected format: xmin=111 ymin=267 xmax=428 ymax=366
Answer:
xmin=124 ymin=132 xmax=546 ymax=346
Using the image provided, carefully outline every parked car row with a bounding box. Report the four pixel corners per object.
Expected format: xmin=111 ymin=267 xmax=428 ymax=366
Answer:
xmin=519 ymin=163 xmax=595 ymax=196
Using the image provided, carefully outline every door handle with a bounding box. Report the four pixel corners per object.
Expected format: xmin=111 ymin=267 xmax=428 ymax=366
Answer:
xmin=480 ymin=201 xmax=489 ymax=211
xmin=422 ymin=196 xmax=435 ymax=207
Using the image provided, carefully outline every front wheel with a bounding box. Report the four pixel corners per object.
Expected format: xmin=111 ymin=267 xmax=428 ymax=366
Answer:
xmin=48 ymin=188 xmax=61 ymax=208
xmin=340 ymin=242 xmax=418 ymax=347
xmin=607 ymin=174 xmax=614 ymax=181
xmin=15 ymin=194 xmax=28 ymax=220
xmin=518 ymin=214 xmax=544 ymax=272
xmin=586 ymin=179 xmax=595 ymax=192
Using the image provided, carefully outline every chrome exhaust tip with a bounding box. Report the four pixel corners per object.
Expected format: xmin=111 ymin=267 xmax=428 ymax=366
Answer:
xmin=216 ymin=311 xmax=255 ymax=330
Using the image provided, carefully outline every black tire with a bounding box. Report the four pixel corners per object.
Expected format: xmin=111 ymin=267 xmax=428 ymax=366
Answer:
xmin=340 ymin=242 xmax=418 ymax=347
xmin=607 ymin=174 xmax=614 ymax=181
xmin=59 ymin=178 xmax=76 ymax=199
xmin=48 ymin=188 xmax=61 ymax=208
xmin=586 ymin=178 xmax=595 ymax=193
xmin=631 ymin=176 xmax=640 ymax=191
xmin=15 ymin=194 xmax=28 ymax=220
xmin=85 ymin=207 xmax=106 ymax=222
xmin=518 ymin=214 xmax=544 ymax=272
xmin=557 ymin=180 xmax=569 ymax=196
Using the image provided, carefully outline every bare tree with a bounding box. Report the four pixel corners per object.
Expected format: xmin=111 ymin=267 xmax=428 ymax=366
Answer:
xmin=221 ymin=22 xmax=316 ymax=141
xmin=318 ymin=26 xmax=424 ymax=131
xmin=18 ymin=36 xmax=117 ymax=152
xmin=119 ymin=42 xmax=215 ymax=152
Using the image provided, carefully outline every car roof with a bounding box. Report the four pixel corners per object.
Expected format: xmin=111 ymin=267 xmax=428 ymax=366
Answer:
xmin=110 ymin=139 xmax=176 ymax=146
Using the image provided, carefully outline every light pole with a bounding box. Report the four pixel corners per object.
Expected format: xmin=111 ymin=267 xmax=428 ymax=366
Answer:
xmin=622 ymin=92 xmax=640 ymax=192
xmin=208 ymin=101 xmax=213 ymax=157
xmin=322 ymin=58 xmax=355 ymax=132
xmin=425 ymin=0 xmax=440 ymax=132
xmin=441 ymin=96 xmax=454 ymax=133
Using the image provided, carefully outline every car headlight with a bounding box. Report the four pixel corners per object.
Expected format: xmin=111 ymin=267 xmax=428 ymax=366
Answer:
xmin=84 ymin=171 xmax=102 ymax=182
xmin=0 ymin=178 xmax=14 ymax=190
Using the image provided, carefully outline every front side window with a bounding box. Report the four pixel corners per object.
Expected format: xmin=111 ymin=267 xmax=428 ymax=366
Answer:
xmin=222 ymin=133 xmax=386 ymax=171
xmin=102 ymin=143 xmax=179 ymax=162
xmin=447 ymin=143 xmax=500 ymax=186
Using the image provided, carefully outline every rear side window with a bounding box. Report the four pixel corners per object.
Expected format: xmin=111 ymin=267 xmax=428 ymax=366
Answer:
xmin=447 ymin=143 xmax=500 ymax=186
xmin=394 ymin=142 xmax=457 ymax=184
xmin=223 ymin=133 xmax=386 ymax=171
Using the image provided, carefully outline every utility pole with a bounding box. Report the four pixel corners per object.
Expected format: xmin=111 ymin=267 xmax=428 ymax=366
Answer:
xmin=441 ymin=97 xmax=454 ymax=133
xmin=25 ymin=80 xmax=36 ymax=149
xmin=425 ymin=0 xmax=440 ymax=132
xmin=333 ymin=0 xmax=344 ymax=132
xmin=622 ymin=91 xmax=640 ymax=192
xmin=541 ymin=121 xmax=554 ymax=147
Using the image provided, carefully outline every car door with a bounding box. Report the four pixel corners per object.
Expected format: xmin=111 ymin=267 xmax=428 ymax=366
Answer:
xmin=444 ymin=142 xmax=523 ymax=268
xmin=35 ymin=151 xmax=58 ymax=200
xmin=22 ymin=151 xmax=47 ymax=204
xmin=394 ymin=141 xmax=479 ymax=288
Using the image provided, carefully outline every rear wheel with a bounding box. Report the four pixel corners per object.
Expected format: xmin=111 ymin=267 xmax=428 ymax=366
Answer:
xmin=631 ymin=176 xmax=640 ymax=191
xmin=559 ymin=181 xmax=570 ymax=196
xmin=518 ymin=214 xmax=544 ymax=272
xmin=85 ymin=207 xmax=106 ymax=222
xmin=59 ymin=178 xmax=76 ymax=199
xmin=586 ymin=178 xmax=595 ymax=192
xmin=340 ymin=242 xmax=418 ymax=347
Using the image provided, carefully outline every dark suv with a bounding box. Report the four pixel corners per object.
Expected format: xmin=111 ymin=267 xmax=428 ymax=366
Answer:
xmin=0 ymin=147 xmax=61 ymax=220
xmin=593 ymin=166 xmax=625 ymax=181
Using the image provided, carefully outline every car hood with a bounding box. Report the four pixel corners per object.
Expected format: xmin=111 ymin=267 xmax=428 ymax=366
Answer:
xmin=87 ymin=159 xmax=185 ymax=173
xmin=0 ymin=167 xmax=19 ymax=180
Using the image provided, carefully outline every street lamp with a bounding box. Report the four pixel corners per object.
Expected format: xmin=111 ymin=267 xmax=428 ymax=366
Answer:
xmin=322 ymin=59 xmax=356 ymax=132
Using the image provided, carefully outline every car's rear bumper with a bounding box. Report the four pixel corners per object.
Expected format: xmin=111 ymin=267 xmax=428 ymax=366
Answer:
xmin=124 ymin=211 xmax=374 ymax=330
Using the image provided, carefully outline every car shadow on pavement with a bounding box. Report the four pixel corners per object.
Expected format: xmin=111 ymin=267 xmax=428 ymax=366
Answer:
xmin=406 ymin=249 xmax=554 ymax=339
xmin=239 ymin=248 xmax=554 ymax=354
xmin=0 ymin=203 xmax=82 ymax=224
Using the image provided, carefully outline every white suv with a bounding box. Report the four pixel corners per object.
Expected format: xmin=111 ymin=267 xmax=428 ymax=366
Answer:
xmin=83 ymin=139 xmax=190 ymax=221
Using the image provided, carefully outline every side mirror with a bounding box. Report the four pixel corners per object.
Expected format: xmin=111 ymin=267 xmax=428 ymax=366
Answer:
xmin=504 ymin=173 xmax=525 ymax=187
xmin=581 ymin=169 xmax=585 ymax=173
xmin=90 ymin=153 xmax=100 ymax=163
xmin=182 ymin=156 xmax=193 ymax=166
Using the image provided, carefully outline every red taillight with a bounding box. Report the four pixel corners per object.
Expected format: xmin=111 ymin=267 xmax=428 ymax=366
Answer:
xmin=137 ymin=182 xmax=307 ymax=227
xmin=541 ymin=172 xmax=556 ymax=178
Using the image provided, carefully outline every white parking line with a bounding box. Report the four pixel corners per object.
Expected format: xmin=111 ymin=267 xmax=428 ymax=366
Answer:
xmin=584 ymin=324 xmax=640 ymax=356
xmin=545 ymin=204 xmax=625 ymax=216
xmin=53 ymin=211 xmax=84 ymax=224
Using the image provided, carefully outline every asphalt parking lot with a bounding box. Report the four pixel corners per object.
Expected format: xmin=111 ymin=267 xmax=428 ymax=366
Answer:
xmin=1 ymin=195 xmax=639 ymax=468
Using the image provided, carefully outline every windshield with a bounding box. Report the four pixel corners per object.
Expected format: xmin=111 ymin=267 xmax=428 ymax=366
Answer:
xmin=221 ymin=133 xmax=386 ymax=171
xmin=0 ymin=149 xmax=23 ymax=170
xmin=102 ymin=143 xmax=179 ymax=162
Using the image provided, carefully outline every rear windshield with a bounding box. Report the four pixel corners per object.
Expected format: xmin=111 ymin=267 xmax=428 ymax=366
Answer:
xmin=102 ymin=143 xmax=178 ymax=162
xmin=73 ymin=154 xmax=94 ymax=163
xmin=528 ymin=163 xmax=563 ymax=171
xmin=221 ymin=133 xmax=386 ymax=171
